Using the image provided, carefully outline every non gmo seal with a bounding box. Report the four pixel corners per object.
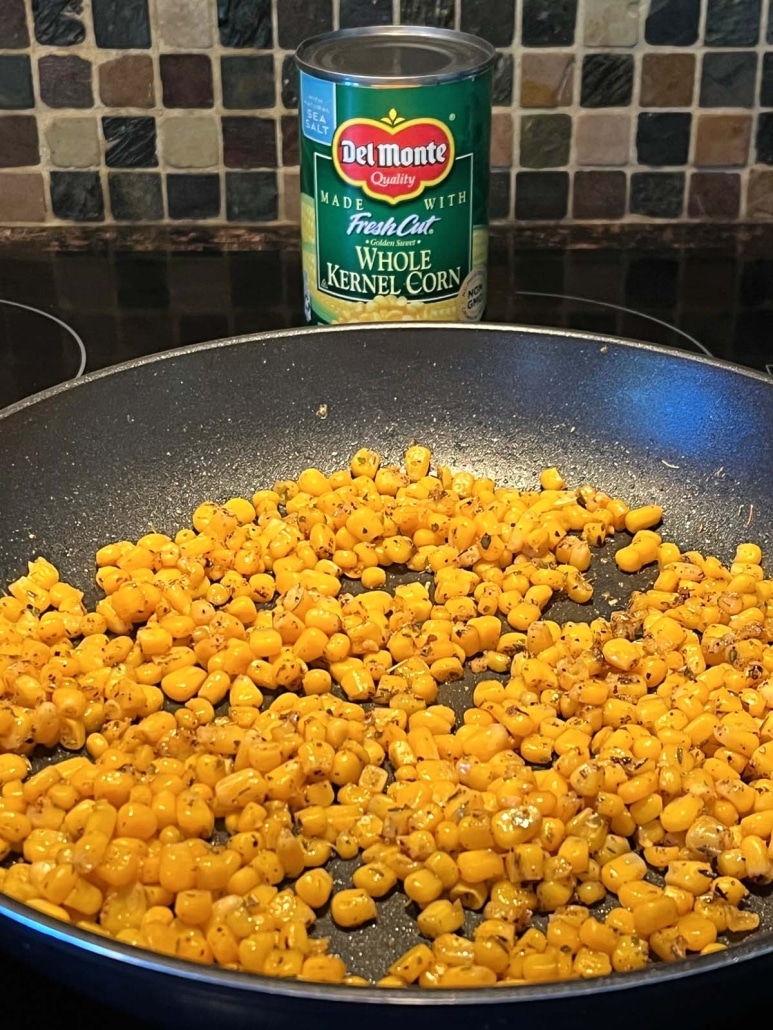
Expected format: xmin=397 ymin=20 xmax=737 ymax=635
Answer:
xmin=457 ymin=268 xmax=487 ymax=322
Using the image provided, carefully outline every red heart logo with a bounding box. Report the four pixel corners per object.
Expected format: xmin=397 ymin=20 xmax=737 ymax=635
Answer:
xmin=332 ymin=114 xmax=455 ymax=205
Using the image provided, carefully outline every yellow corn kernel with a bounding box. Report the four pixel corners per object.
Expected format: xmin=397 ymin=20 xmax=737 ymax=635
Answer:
xmin=389 ymin=944 xmax=434 ymax=984
xmin=0 ymin=755 xmax=30 ymax=785
xmin=649 ymin=926 xmax=688 ymax=964
xmin=664 ymin=860 xmax=714 ymax=895
xmin=439 ymin=964 xmax=497 ymax=988
xmin=539 ymin=467 xmax=566 ymax=491
xmin=27 ymin=899 xmax=72 ymax=923
xmin=602 ymin=638 xmax=640 ymax=672
xmin=350 ymin=449 xmax=380 ymax=478
xmin=352 ymin=862 xmax=398 ymax=899
xmin=404 ymin=446 xmax=431 ymax=482
xmin=572 ymin=948 xmax=612 ymax=979
xmin=615 ymin=545 xmax=645 ymax=574
xmin=160 ymin=666 xmax=207 ymax=703
xmin=578 ymin=917 xmax=618 ymax=956
xmin=676 ymin=912 xmax=717 ymax=951
xmin=660 ymin=794 xmax=703 ymax=833
xmin=611 ymin=934 xmax=649 ymax=973
xmin=404 ymin=868 xmax=444 ymax=907
xmin=624 ymin=505 xmax=663 ymax=534
xmin=330 ymin=888 xmax=377 ymax=928
xmin=175 ymin=889 xmax=213 ymax=927
xmin=299 ymin=955 xmax=347 ymax=984
xmin=416 ymin=898 xmax=465 ymax=939
xmin=600 ymin=852 xmax=647 ymax=893
xmin=618 ymin=771 xmax=659 ymax=806
xmin=633 ymin=897 xmax=679 ymax=938
xmin=605 ymin=907 xmax=636 ymax=935
xmin=361 ymin=567 xmax=387 ymax=590
xmin=457 ymin=849 xmax=505 ymax=884
xmin=618 ymin=877 xmax=667 ymax=910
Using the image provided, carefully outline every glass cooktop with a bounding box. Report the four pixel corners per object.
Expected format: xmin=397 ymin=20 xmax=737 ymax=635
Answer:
xmin=0 ymin=242 xmax=771 ymax=410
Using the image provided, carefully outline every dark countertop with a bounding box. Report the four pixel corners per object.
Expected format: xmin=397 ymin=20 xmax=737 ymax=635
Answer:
xmin=0 ymin=225 xmax=772 ymax=1028
xmin=1 ymin=228 xmax=772 ymax=413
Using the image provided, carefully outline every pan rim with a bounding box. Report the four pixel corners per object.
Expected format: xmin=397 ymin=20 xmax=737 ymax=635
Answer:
xmin=1 ymin=888 xmax=772 ymax=1007
xmin=2 ymin=319 xmax=773 ymax=1007
xmin=1 ymin=321 xmax=771 ymax=426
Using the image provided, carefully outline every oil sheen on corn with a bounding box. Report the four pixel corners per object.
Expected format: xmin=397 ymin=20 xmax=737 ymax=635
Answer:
xmin=296 ymin=27 xmax=495 ymax=325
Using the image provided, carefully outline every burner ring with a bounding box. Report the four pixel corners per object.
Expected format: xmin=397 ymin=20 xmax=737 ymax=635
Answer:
xmin=0 ymin=299 xmax=87 ymax=378
xmin=518 ymin=291 xmax=712 ymax=357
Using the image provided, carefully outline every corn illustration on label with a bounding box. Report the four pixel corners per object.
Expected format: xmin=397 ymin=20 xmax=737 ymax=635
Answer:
xmin=297 ymin=46 xmax=492 ymax=325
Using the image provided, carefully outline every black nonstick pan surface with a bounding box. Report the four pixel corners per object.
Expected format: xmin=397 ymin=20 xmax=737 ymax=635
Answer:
xmin=1 ymin=323 xmax=773 ymax=1029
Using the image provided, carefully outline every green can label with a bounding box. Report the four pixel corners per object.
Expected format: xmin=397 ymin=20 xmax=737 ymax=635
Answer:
xmin=299 ymin=72 xmax=491 ymax=325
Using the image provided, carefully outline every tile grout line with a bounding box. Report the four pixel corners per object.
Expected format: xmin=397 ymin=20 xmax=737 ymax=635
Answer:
xmin=274 ymin=48 xmax=296 ymax=223
xmin=510 ymin=0 xmax=525 ymax=222
xmin=557 ymin=0 xmax=588 ymax=224
xmin=684 ymin=0 xmax=710 ymax=221
xmin=20 ymin=0 xmax=51 ymax=225
xmin=210 ymin=50 xmax=226 ymax=225
xmin=628 ymin=0 xmax=643 ymax=218
xmin=22 ymin=0 xmax=83 ymax=224
xmin=564 ymin=0 xmax=590 ymax=221
xmin=684 ymin=7 xmax=702 ymax=228
xmin=746 ymin=0 xmax=771 ymax=218
xmin=147 ymin=0 xmax=169 ymax=223
xmin=81 ymin=1 xmax=112 ymax=226
xmin=269 ymin=0 xmax=283 ymax=223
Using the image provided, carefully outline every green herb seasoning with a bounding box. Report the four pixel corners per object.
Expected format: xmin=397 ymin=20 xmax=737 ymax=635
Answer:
xmin=296 ymin=27 xmax=495 ymax=325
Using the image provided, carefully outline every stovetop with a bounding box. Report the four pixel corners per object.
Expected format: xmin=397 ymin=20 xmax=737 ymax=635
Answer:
xmin=1 ymin=238 xmax=771 ymax=411
xmin=0 ymin=235 xmax=771 ymax=1029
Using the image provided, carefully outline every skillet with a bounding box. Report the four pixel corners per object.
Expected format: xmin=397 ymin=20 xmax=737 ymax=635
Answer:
xmin=1 ymin=322 xmax=772 ymax=1028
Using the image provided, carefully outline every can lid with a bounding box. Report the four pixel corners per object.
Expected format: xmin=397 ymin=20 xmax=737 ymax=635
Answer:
xmin=295 ymin=26 xmax=496 ymax=85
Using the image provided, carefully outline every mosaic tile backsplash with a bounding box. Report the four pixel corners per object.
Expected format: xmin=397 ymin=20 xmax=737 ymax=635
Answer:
xmin=1 ymin=0 xmax=772 ymax=226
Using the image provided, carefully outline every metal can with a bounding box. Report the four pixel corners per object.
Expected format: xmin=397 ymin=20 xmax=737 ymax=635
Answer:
xmin=295 ymin=26 xmax=495 ymax=326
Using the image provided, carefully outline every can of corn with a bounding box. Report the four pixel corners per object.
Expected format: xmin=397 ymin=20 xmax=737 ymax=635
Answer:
xmin=295 ymin=26 xmax=495 ymax=325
